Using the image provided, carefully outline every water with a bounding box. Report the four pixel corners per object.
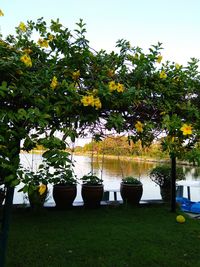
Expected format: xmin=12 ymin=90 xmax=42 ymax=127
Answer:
xmin=13 ymin=153 xmax=200 ymax=204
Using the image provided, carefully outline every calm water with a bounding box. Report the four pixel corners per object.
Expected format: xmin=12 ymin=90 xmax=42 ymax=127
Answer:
xmin=13 ymin=153 xmax=200 ymax=204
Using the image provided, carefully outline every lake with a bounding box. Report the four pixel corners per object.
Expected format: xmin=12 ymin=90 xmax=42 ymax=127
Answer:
xmin=13 ymin=153 xmax=200 ymax=204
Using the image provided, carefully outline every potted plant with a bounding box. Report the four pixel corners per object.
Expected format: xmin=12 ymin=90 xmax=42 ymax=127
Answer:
xmin=81 ymin=173 xmax=104 ymax=208
xmin=44 ymin=149 xmax=78 ymax=209
xmin=149 ymin=165 xmax=185 ymax=202
xmin=18 ymin=164 xmax=48 ymax=210
xmin=120 ymin=176 xmax=143 ymax=205
xmin=51 ymin=168 xmax=77 ymax=209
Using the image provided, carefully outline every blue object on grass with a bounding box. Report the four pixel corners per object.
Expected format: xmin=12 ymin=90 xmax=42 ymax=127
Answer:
xmin=176 ymin=197 xmax=200 ymax=213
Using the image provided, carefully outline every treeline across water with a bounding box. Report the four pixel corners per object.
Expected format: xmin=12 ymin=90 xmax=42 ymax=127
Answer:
xmin=75 ymin=136 xmax=169 ymax=160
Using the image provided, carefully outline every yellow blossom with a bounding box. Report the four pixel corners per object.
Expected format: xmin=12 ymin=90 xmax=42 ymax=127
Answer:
xmin=23 ymin=48 xmax=32 ymax=54
xmin=50 ymin=76 xmax=58 ymax=89
xmin=94 ymin=97 xmax=102 ymax=109
xmin=38 ymin=184 xmax=47 ymax=195
xmin=156 ymin=55 xmax=163 ymax=63
xmin=19 ymin=22 xmax=27 ymax=32
xmin=0 ymin=9 xmax=4 ymax=16
xmin=107 ymin=69 xmax=115 ymax=77
xmin=72 ymin=70 xmax=80 ymax=80
xmin=180 ymin=124 xmax=192 ymax=135
xmin=135 ymin=121 xmax=144 ymax=133
xmin=175 ymin=63 xmax=181 ymax=70
xmin=48 ymin=34 xmax=54 ymax=41
xmin=108 ymin=81 xmax=117 ymax=92
xmin=37 ymin=38 xmax=49 ymax=48
xmin=116 ymin=83 xmax=124 ymax=93
xmin=159 ymin=70 xmax=167 ymax=79
xmin=20 ymin=54 xmax=32 ymax=67
xmin=81 ymin=95 xmax=95 ymax=107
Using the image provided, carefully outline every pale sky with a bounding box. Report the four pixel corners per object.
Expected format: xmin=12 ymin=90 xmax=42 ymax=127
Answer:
xmin=1 ymin=0 xmax=200 ymax=65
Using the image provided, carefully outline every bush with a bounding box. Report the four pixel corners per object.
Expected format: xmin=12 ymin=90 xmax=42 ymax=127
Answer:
xmin=149 ymin=165 xmax=185 ymax=187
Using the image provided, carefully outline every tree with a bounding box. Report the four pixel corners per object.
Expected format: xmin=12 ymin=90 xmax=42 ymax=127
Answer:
xmin=0 ymin=16 xmax=200 ymax=266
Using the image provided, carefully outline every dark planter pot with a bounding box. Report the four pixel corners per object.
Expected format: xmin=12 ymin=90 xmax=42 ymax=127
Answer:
xmin=53 ymin=184 xmax=77 ymax=209
xmin=120 ymin=183 xmax=143 ymax=205
xmin=81 ymin=184 xmax=104 ymax=208
xmin=28 ymin=185 xmax=48 ymax=210
xmin=160 ymin=185 xmax=171 ymax=202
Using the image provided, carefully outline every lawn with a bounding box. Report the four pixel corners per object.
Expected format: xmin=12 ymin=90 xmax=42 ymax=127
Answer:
xmin=6 ymin=203 xmax=200 ymax=267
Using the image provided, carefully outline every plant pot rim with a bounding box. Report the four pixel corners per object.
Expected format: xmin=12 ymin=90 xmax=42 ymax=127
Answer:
xmin=53 ymin=183 xmax=77 ymax=187
xmin=82 ymin=183 xmax=103 ymax=187
xmin=121 ymin=182 xmax=143 ymax=186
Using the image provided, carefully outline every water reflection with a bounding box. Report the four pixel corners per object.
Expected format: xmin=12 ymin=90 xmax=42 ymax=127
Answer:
xmin=13 ymin=153 xmax=200 ymax=204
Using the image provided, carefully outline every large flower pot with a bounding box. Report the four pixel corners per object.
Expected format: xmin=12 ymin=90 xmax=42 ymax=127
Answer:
xmin=53 ymin=184 xmax=77 ymax=209
xmin=28 ymin=185 xmax=48 ymax=210
xmin=120 ymin=183 xmax=143 ymax=205
xmin=81 ymin=184 xmax=104 ymax=208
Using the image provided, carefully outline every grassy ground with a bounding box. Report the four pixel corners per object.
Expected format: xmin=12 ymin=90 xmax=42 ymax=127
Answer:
xmin=6 ymin=203 xmax=200 ymax=267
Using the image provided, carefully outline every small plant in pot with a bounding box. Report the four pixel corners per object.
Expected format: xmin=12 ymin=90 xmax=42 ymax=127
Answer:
xmin=120 ymin=176 xmax=143 ymax=205
xmin=81 ymin=173 xmax=104 ymax=208
xmin=149 ymin=165 xmax=185 ymax=202
xmin=43 ymin=149 xmax=78 ymax=209
xmin=18 ymin=164 xmax=48 ymax=210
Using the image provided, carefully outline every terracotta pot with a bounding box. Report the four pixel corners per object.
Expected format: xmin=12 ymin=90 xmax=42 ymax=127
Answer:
xmin=53 ymin=184 xmax=77 ymax=209
xmin=81 ymin=184 xmax=104 ymax=208
xmin=120 ymin=183 xmax=143 ymax=205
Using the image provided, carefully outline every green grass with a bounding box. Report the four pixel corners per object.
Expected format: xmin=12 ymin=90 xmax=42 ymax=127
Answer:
xmin=6 ymin=204 xmax=200 ymax=267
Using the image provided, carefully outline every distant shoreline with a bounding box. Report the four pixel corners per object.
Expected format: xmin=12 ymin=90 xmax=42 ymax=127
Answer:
xmin=22 ymin=150 xmax=197 ymax=167
xmin=74 ymin=152 xmax=195 ymax=167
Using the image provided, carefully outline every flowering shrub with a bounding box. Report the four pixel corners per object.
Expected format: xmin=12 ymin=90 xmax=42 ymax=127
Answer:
xmin=0 ymin=14 xmax=199 ymax=188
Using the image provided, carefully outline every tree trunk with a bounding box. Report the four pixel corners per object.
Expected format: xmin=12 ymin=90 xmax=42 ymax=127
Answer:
xmin=170 ymin=155 xmax=176 ymax=212
xmin=0 ymin=137 xmax=20 ymax=267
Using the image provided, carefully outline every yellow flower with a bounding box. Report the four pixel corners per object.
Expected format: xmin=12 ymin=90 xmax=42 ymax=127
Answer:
xmin=81 ymin=95 xmax=95 ymax=107
xmin=38 ymin=184 xmax=47 ymax=195
xmin=48 ymin=34 xmax=54 ymax=41
xmin=180 ymin=124 xmax=192 ymax=135
xmin=20 ymin=54 xmax=32 ymax=67
xmin=135 ymin=121 xmax=144 ymax=133
xmin=0 ymin=9 xmax=4 ymax=16
xmin=23 ymin=48 xmax=32 ymax=54
xmin=156 ymin=55 xmax=162 ymax=63
xmin=37 ymin=38 xmax=49 ymax=48
xmin=159 ymin=70 xmax=167 ymax=79
xmin=107 ymin=69 xmax=115 ymax=78
xmin=72 ymin=70 xmax=80 ymax=80
xmin=94 ymin=97 xmax=102 ymax=109
xmin=108 ymin=81 xmax=117 ymax=92
xmin=175 ymin=63 xmax=181 ymax=70
xmin=19 ymin=22 xmax=27 ymax=32
xmin=50 ymin=76 xmax=58 ymax=89
xmin=116 ymin=83 xmax=124 ymax=93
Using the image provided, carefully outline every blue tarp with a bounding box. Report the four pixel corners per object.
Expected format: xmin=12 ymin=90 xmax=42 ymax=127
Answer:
xmin=176 ymin=197 xmax=200 ymax=213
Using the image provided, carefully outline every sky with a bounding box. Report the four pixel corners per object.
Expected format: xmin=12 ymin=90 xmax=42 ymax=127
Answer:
xmin=1 ymin=0 xmax=200 ymax=65
xmin=1 ymin=0 xmax=200 ymax=146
